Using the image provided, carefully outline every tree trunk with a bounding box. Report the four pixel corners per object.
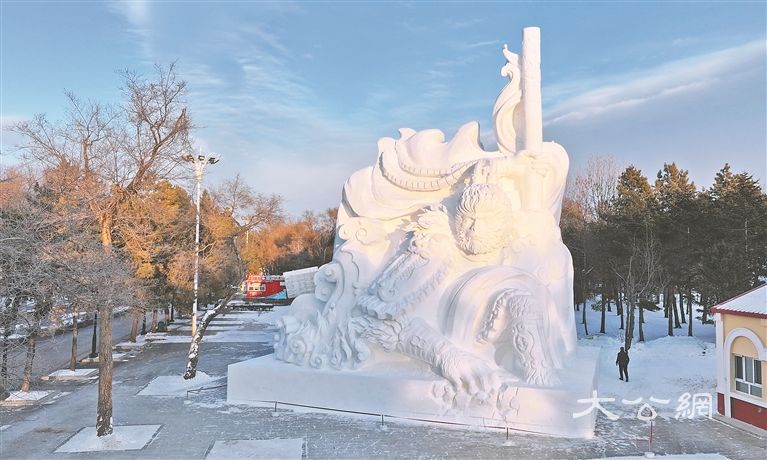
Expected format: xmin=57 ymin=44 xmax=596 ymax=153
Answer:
xmin=687 ymin=289 xmax=694 ymax=337
xmin=129 ymin=309 xmax=139 ymax=343
xmin=1 ymin=337 xmax=7 ymax=382
xmin=617 ymin=289 xmax=624 ymax=330
xmin=184 ymin=288 xmax=238 ymax=379
xmin=1 ymin=297 xmax=18 ymax=381
xmin=70 ymin=306 xmax=79 ymax=371
xmin=668 ymin=292 xmax=674 ymax=337
xmin=96 ymin=302 xmax=113 ymax=436
xmin=615 ymin=285 xmax=622 ymax=316
xmin=638 ymin=304 xmax=645 ymax=342
xmin=100 ymin=213 xmax=113 ymax=249
xmin=679 ymin=290 xmax=686 ymax=324
xmin=624 ymin=302 xmax=635 ymax=351
xmin=151 ymin=308 xmax=158 ymax=333
xmin=582 ymin=299 xmax=589 ymax=336
xmin=599 ymin=292 xmax=606 ymax=334
xmin=663 ymin=287 xmax=669 ymax=318
xmin=97 ymin=214 xmax=115 ymax=437
xmin=20 ymin=333 xmax=37 ymax=392
xmin=672 ymin=290 xmax=681 ymax=328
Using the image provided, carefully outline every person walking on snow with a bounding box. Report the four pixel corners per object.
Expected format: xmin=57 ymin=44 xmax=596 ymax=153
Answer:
xmin=616 ymin=346 xmax=630 ymax=382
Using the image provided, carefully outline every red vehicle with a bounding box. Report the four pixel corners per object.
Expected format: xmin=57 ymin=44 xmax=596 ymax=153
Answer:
xmin=243 ymin=273 xmax=286 ymax=299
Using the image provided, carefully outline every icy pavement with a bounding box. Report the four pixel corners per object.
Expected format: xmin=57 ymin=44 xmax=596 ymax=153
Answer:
xmin=0 ymin=309 xmax=764 ymax=459
xmin=206 ymin=438 xmax=304 ymax=459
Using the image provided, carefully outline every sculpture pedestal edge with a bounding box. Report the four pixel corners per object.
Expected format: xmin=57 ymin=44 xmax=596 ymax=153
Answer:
xmin=227 ymin=346 xmax=599 ymax=438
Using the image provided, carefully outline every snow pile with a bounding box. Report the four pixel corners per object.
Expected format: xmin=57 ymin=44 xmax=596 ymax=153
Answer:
xmin=592 ymin=455 xmax=729 ymax=460
xmin=206 ymin=438 xmax=304 ymax=460
xmin=154 ymin=330 xmax=274 ymax=344
xmin=55 ymin=425 xmax=160 ymax=452
xmin=137 ymin=372 xmax=223 ymax=397
xmin=114 ymin=335 xmax=149 ymax=349
xmin=1 ymin=390 xmax=52 ymax=404
xmin=243 ymin=308 xmax=290 ymax=326
xmin=43 ymin=369 xmax=97 ymax=380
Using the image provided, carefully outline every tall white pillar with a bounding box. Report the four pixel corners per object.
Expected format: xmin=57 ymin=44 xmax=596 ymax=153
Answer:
xmin=522 ymin=27 xmax=543 ymax=153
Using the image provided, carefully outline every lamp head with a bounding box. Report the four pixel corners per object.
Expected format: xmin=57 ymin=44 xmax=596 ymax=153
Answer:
xmin=208 ymin=157 xmax=219 ymax=164
xmin=181 ymin=154 xmax=194 ymax=162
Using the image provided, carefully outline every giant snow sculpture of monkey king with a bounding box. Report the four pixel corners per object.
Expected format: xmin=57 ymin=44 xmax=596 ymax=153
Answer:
xmin=273 ymin=28 xmax=577 ymax=414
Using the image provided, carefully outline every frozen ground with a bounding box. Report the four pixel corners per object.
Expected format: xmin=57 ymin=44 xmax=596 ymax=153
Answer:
xmin=206 ymin=438 xmax=304 ymax=459
xmin=576 ymin=297 xmax=718 ymax=420
xmin=0 ymin=307 xmax=763 ymax=459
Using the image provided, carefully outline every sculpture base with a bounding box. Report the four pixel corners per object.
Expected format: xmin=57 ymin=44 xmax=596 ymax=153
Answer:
xmin=227 ymin=347 xmax=599 ymax=438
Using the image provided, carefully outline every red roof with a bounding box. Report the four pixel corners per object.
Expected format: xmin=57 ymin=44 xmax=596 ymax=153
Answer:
xmin=710 ymin=284 xmax=767 ymax=319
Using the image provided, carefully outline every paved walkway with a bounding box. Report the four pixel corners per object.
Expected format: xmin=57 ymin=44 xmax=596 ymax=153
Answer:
xmin=1 ymin=311 xmax=765 ymax=460
xmin=3 ymin=313 xmax=136 ymax=389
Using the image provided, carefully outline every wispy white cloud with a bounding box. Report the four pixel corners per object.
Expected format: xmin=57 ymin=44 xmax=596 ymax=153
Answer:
xmin=545 ymin=39 xmax=766 ymax=125
xmin=0 ymin=114 xmax=26 ymax=129
xmin=449 ymin=39 xmax=500 ymax=51
xmin=106 ymin=0 xmax=154 ymax=60
xmin=171 ymin=21 xmax=378 ymax=212
xmin=110 ymin=0 xmax=150 ymax=26
xmin=444 ymin=18 xmax=483 ymax=29
xmin=398 ymin=19 xmax=428 ymax=33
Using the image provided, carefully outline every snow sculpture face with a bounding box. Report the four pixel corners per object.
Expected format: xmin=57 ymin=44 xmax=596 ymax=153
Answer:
xmin=454 ymin=184 xmax=513 ymax=255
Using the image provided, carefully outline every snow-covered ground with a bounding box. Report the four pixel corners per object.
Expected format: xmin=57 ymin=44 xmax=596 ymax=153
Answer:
xmin=138 ymin=371 xmax=224 ymax=397
xmin=55 ymin=425 xmax=161 ymax=453
xmin=576 ymin=298 xmax=718 ymax=421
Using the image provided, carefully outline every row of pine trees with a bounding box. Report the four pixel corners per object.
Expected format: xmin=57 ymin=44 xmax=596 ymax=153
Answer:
xmin=561 ymin=157 xmax=766 ymax=350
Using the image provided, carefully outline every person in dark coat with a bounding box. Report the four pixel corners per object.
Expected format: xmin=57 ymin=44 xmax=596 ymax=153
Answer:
xmin=616 ymin=347 xmax=630 ymax=382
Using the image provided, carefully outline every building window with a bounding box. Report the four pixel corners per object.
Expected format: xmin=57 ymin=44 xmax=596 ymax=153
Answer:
xmin=734 ymin=355 xmax=763 ymax=398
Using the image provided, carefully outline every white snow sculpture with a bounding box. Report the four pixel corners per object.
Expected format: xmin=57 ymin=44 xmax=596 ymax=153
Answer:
xmin=283 ymin=266 xmax=319 ymax=298
xmin=229 ymin=27 xmax=598 ymax=438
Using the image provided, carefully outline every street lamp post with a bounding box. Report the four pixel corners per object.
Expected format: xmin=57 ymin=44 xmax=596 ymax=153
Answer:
xmin=182 ymin=152 xmax=219 ymax=337
xmin=89 ymin=312 xmax=98 ymax=358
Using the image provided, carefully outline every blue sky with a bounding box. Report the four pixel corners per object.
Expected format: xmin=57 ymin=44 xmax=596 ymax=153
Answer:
xmin=2 ymin=1 xmax=765 ymax=215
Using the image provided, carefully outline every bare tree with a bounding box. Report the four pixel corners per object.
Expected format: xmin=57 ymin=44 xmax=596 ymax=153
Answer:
xmin=569 ymin=155 xmax=621 ymax=222
xmin=612 ymin=225 xmax=662 ymax=350
xmin=212 ymin=175 xmax=282 ymax=278
xmin=11 ymin=63 xmax=191 ymax=436
xmin=183 ymin=287 xmax=239 ymax=380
